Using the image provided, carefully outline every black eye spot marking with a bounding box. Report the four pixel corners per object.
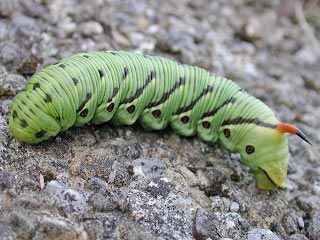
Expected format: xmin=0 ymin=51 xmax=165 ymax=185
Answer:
xmin=202 ymin=121 xmax=210 ymax=129
xmin=83 ymin=55 xmax=90 ymax=58
xmin=33 ymin=82 xmax=40 ymax=90
xmin=44 ymin=93 xmax=52 ymax=103
xmin=72 ymin=78 xmax=79 ymax=85
xmin=12 ymin=110 xmax=18 ymax=118
xmin=98 ymin=69 xmax=104 ymax=78
xmin=20 ymin=119 xmax=28 ymax=127
xmin=152 ymin=109 xmax=161 ymax=118
xmin=107 ymin=103 xmax=114 ymax=112
xmin=223 ymin=128 xmax=231 ymax=138
xmin=181 ymin=116 xmax=189 ymax=124
xmin=123 ymin=67 xmax=129 ymax=79
xmin=59 ymin=64 xmax=66 ymax=69
xmin=246 ymin=145 xmax=255 ymax=154
xmin=80 ymin=109 xmax=88 ymax=117
xmin=35 ymin=130 xmax=46 ymax=138
xmin=127 ymin=105 xmax=135 ymax=113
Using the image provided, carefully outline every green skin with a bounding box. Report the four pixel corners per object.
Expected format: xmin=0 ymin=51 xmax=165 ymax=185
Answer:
xmin=9 ymin=51 xmax=289 ymax=190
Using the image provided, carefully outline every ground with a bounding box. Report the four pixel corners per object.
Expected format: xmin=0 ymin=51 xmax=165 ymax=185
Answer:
xmin=0 ymin=0 xmax=320 ymax=239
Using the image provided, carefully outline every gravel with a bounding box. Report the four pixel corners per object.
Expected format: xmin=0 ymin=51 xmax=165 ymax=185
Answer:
xmin=0 ymin=0 xmax=319 ymax=239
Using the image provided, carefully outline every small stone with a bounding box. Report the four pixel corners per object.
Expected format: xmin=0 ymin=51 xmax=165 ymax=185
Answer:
xmin=246 ymin=228 xmax=280 ymax=240
xmin=288 ymin=233 xmax=308 ymax=240
xmin=79 ymin=21 xmax=104 ymax=36
xmin=132 ymin=157 xmax=166 ymax=177
xmin=297 ymin=217 xmax=304 ymax=230
xmin=312 ymin=184 xmax=320 ymax=197
xmin=0 ymin=42 xmax=26 ymax=65
xmin=307 ymin=210 xmax=320 ymax=240
xmin=0 ymin=221 xmax=16 ymax=240
xmin=37 ymin=216 xmax=87 ymax=240
xmin=0 ymin=167 xmax=16 ymax=190
xmin=146 ymin=177 xmax=173 ymax=198
xmin=230 ymin=202 xmax=240 ymax=212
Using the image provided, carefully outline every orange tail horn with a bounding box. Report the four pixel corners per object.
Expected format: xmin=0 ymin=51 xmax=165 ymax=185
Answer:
xmin=276 ymin=123 xmax=312 ymax=145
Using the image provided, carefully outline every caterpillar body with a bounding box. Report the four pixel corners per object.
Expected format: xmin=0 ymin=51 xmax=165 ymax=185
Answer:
xmin=9 ymin=51 xmax=310 ymax=190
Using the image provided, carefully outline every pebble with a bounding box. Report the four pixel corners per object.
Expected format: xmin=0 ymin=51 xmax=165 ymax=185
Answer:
xmin=307 ymin=210 xmax=320 ymax=240
xmin=297 ymin=217 xmax=304 ymax=230
xmin=230 ymin=202 xmax=240 ymax=212
xmin=246 ymin=229 xmax=280 ymax=240
xmin=0 ymin=222 xmax=16 ymax=240
xmin=79 ymin=21 xmax=104 ymax=36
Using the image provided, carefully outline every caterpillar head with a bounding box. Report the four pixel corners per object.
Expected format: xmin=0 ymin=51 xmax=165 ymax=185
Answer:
xmin=220 ymin=121 xmax=311 ymax=190
xmin=9 ymin=91 xmax=61 ymax=144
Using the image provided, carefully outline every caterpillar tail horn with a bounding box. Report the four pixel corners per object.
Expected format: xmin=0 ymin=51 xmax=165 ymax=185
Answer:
xmin=276 ymin=123 xmax=312 ymax=145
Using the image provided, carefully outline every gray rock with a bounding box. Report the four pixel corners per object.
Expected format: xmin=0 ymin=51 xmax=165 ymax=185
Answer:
xmin=0 ymin=222 xmax=16 ymax=240
xmin=297 ymin=217 xmax=304 ymax=230
xmin=0 ymin=42 xmax=26 ymax=65
xmin=79 ymin=21 xmax=104 ymax=37
xmin=288 ymin=234 xmax=308 ymax=240
xmin=146 ymin=177 xmax=173 ymax=198
xmin=45 ymin=180 xmax=88 ymax=217
xmin=230 ymin=202 xmax=240 ymax=213
xmin=282 ymin=212 xmax=299 ymax=235
xmin=0 ymin=167 xmax=16 ymax=190
xmin=194 ymin=209 xmax=249 ymax=239
xmin=35 ymin=215 xmax=86 ymax=240
xmin=131 ymin=157 xmax=166 ymax=178
xmin=246 ymin=229 xmax=280 ymax=240
xmin=0 ymin=0 xmax=20 ymax=18
xmin=12 ymin=15 xmax=43 ymax=38
xmin=83 ymin=217 xmax=120 ymax=240
xmin=307 ymin=210 xmax=320 ymax=240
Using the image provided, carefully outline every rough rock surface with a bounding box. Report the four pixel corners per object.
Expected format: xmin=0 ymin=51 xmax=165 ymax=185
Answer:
xmin=0 ymin=0 xmax=320 ymax=239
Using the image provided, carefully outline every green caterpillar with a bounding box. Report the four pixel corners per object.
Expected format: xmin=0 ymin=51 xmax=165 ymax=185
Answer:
xmin=9 ymin=51 xmax=311 ymax=190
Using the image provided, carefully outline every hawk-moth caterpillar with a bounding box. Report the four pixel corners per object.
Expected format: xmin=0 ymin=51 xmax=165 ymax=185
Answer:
xmin=9 ymin=51 xmax=311 ymax=190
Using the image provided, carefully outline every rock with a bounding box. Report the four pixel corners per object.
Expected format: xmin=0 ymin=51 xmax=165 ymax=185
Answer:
xmin=296 ymin=217 xmax=304 ymax=230
xmin=45 ymin=180 xmax=88 ymax=217
xmin=0 ymin=0 xmax=19 ymax=18
xmin=193 ymin=209 xmax=249 ymax=239
xmin=83 ymin=217 xmax=119 ymax=240
xmin=288 ymin=234 xmax=308 ymax=240
xmin=0 ymin=42 xmax=26 ymax=65
xmin=0 ymin=222 xmax=16 ymax=240
xmin=0 ymin=167 xmax=16 ymax=190
xmin=282 ymin=212 xmax=299 ymax=235
xmin=12 ymin=15 xmax=43 ymax=38
xmin=131 ymin=157 xmax=166 ymax=178
xmin=79 ymin=21 xmax=104 ymax=37
xmin=146 ymin=177 xmax=173 ymax=198
xmin=307 ymin=210 xmax=320 ymax=240
xmin=1 ymin=73 xmax=27 ymax=95
xmin=88 ymin=192 xmax=114 ymax=212
xmin=246 ymin=229 xmax=280 ymax=240
xmin=230 ymin=202 xmax=240 ymax=213
xmin=36 ymin=216 xmax=87 ymax=240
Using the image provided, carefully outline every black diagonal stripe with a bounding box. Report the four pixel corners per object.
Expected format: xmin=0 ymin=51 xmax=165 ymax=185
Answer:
xmin=176 ymin=85 xmax=214 ymax=115
xmin=222 ymin=117 xmax=276 ymax=129
xmin=201 ymin=97 xmax=236 ymax=119
xmin=147 ymin=76 xmax=185 ymax=108
xmin=121 ymin=71 xmax=155 ymax=104
xmin=77 ymin=92 xmax=92 ymax=113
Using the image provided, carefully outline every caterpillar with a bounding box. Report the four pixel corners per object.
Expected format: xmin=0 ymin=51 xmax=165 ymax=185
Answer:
xmin=9 ymin=51 xmax=311 ymax=190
